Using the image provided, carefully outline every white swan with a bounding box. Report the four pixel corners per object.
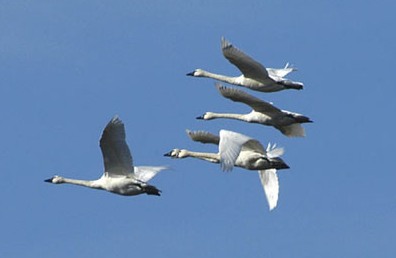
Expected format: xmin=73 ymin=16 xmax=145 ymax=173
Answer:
xmin=45 ymin=116 xmax=168 ymax=196
xmin=197 ymin=83 xmax=312 ymax=137
xmin=164 ymin=129 xmax=289 ymax=210
xmin=187 ymin=37 xmax=304 ymax=92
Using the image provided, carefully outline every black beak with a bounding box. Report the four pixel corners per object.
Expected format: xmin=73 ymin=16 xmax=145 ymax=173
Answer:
xmin=186 ymin=71 xmax=194 ymax=76
xmin=44 ymin=178 xmax=53 ymax=183
xmin=164 ymin=151 xmax=172 ymax=157
xmin=196 ymin=115 xmax=204 ymax=120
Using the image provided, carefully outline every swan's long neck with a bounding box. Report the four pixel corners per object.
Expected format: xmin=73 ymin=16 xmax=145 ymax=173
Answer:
xmin=59 ymin=177 xmax=102 ymax=190
xmin=205 ymin=112 xmax=247 ymax=122
xmin=184 ymin=150 xmax=220 ymax=163
xmin=199 ymin=70 xmax=240 ymax=85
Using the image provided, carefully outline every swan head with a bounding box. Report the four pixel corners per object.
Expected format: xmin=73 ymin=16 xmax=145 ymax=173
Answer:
xmin=196 ymin=112 xmax=214 ymax=120
xmin=44 ymin=175 xmax=64 ymax=184
xmin=186 ymin=69 xmax=204 ymax=77
xmin=164 ymin=149 xmax=189 ymax=158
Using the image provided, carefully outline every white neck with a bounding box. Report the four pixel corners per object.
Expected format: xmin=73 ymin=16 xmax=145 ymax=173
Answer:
xmin=199 ymin=70 xmax=240 ymax=85
xmin=59 ymin=177 xmax=103 ymax=190
xmin=184 ymin=150 xmax=220 ymax=163
xmin=205 ymin=112 xmax=247 ymax=121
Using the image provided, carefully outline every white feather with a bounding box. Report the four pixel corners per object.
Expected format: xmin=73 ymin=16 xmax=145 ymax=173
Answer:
xmin=134 ymin=166 xmax=168 ymax=182
xmin=258 ymin=169 xmax=279 ymax=211
xmin=219 ymin=130 xmax=252 ymax=171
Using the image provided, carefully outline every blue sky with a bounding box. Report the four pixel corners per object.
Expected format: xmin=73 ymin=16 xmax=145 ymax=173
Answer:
xmin=1 ymin=0 xmax=395 ymax=257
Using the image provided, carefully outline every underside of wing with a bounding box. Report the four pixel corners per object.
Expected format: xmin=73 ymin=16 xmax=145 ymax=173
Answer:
xmin=258 ymin=169 xmax=279 ymax=211
xmin=219 ymin=130 xmax=252 ymax=171
xmin=221 ymin=37 xmax=269 ymax=82
xmin=134 ymin=166 xmax=168 ymax=182
xmin=100 ymin=116 xmax=134 ymax=177
xmin=186 ymin=130 xmax=220 ymax=145
xmin=216 ymin=83 xmax=281 ymax=114
xmin=241 ymin=139 xmax=266 ymax=155
xmin=275 ymin=123 xmax=306 ymax=137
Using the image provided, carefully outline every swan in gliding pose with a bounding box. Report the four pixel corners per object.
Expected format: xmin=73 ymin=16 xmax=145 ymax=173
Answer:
xmin=187 ymin=37 xmax=304 ymax=93
xmin=164 ymin=129 xmax=289 ymax=210
xmin=45 ymin=116 xmax=168 ymax=196
xmin=197 ymin=83 xmax=313 ymax=137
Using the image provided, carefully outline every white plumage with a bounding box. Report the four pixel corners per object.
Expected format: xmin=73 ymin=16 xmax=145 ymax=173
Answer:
xmin=45 ymin=116 xmax=167 ymax=196
xmin=197 ymin=83 xmax=312 ymax=137
xmin=164 ymin=129 xmax=289 ymax=210
xmin=187 ymin=37 xmax=304 ymax=92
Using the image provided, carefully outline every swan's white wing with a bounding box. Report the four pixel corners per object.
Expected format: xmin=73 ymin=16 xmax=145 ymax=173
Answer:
xmin=100 ymin=116 xmax=134 ymax=177
xmin=219 ymin=130 xmax=252 ymax=172
xmin=221 ymin=37 xmax=269 ymax=82
xmin=134 ymin=166 xmax=168 ymax=182
xmin=216 ymin=83 xmax=281 ymax=114
xmin=242 ymin=139 xmax=266 ymax=155
xmin=258 ymin=169 xmax=279 ymax=211
xmin=267 ymin=64 xmax=297 ymax=78
xmin=186 ymin=130 xmax=220 ymax=145
xmin=266 ymin=143 xmax=285 ymax=158
xmin=275 ymin=123 xmax=306 ymax=137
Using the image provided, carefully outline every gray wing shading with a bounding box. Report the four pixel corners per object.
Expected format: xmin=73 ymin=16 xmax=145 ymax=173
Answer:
xmin=216 ymin=83 xmax=282 ymax=114
xmin=221 ymin=37 xmax=269 ymax=81
xmin=186 ymin=130 xmax=220 ymax=145
xmin=219 ymin=130 xmax=252 ymax=172
xmin=242 ymin=139 xmax=267 ymax=155
xmin=258 ymin=169 xmax=279 ymax=211
xmin=134 ymin=166 xmax=168 ymax=182
xmin=100 ymin=116 xmax=134 ymax=177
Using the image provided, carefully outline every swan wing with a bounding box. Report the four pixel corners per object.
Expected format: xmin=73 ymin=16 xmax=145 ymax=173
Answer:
xmin=267 ymin=63 xmax=297 ymax=78
xmin=100 ymin=116 xmax=134 ymax=177
xmin=266 ymin=143 xmax=285 ymax=158
xmin=216 ymin=83 xmax=281 ymax=114
xmin=242 ymin=139 xmax=266 ymax=155
xmin=186 ymin=130 xmax=220 ymax=145
xmin=258 ymin=169 xmax=279 ymax=211
xmin=275 ymin=124 xmax=306 ymax=137
xmin=219 ymin=130 xmax=252 ymax=172
xmin=134 ymin=166 xmax=168 ymax=182
xmin=221 ymin=37 xmax=269 ymax=81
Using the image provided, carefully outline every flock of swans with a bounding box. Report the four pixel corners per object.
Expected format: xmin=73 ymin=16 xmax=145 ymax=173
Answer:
xmin=45 ymin=37 xmax=311 ymax=211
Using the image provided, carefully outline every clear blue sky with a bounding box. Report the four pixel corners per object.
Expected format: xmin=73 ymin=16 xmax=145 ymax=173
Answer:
xmin=1 ymin=1 xmax=395 ymax=257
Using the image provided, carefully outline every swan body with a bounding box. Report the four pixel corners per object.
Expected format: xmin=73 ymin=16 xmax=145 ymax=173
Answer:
xmin=187 ymin=37 xmax=303 ymax=92
xmin=45 ymin=116 xmax=167 ymax=196
xmin=164 ymin=129 xmax=289 ymax=210
xmin=197 ymin=84 xmax=312 ymax=137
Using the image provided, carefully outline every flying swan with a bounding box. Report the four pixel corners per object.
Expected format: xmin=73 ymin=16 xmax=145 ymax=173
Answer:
xmin=197 ymin=83 xmax=313 ymax=137
xmin=45 ymin=116 xmax=168 ymax=196
xmin=164 ymin=129 xmax=289 ymax=210
xmin=187 ymin=37 xmax=304 ymax=93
